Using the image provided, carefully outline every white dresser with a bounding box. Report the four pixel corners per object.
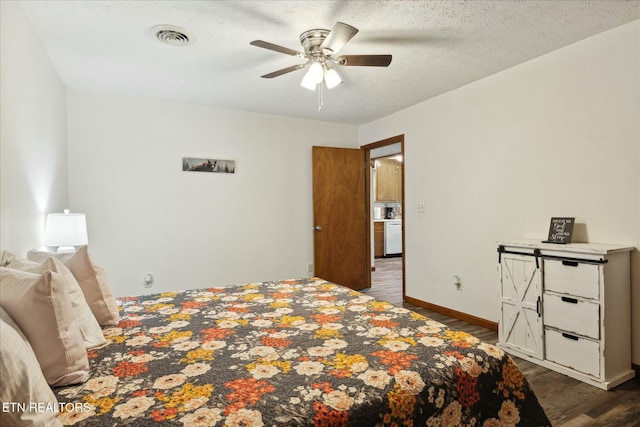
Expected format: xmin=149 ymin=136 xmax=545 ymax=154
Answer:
xmin=497 ymin=240 xmax=634 ymax=390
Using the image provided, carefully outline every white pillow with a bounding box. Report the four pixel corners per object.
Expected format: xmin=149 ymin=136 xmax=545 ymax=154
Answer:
xmin=6 ymin=256 xmax=106 ymax=349
xmin=0 ymin=267 xmax=89 ymax=386
xmin=27 ymin=246 xmax=120 ymax=326
xmin=0 ymin=307 xmax=63 ymax=427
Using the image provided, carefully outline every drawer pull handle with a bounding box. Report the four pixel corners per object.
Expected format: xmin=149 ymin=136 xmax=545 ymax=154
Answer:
xmin=561 ymin=296 xmax=578 ymax=304
xmin=562 ymin=333 xmax=579 ymax=341
xmin=562 ymin=260 xmax=579 ymax=267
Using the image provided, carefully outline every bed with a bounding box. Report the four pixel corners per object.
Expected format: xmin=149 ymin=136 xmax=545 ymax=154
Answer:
xmin=52 ymin=277 xmax=550 ymax=426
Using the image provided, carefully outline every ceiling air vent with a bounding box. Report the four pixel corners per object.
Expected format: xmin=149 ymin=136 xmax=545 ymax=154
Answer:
xmin=151 ymin=25 xmax=192 ymax=47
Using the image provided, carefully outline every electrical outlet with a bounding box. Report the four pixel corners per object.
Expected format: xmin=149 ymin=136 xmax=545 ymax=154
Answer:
xmin=453 ymin=275 xmax=462 ymax=290
xmin=417 ymin=203 xmax=425 ymax=213
xmin=307 ymin=263 xmax=314 ymax=273
xmin=144 ymin=273 xmax=153 ymax=288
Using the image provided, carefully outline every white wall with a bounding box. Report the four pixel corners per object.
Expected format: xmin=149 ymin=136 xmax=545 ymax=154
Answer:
xmin=360 ymin=21 xmax=640 ymax=362
xmin=0 ymin=2 xmax=68 ymax=255
xmin=67 ymin=90 xmax=358 ymax=296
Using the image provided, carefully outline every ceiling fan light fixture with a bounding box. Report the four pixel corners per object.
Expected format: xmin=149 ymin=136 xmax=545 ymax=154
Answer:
xmin=300 ymin=70 xmax=318 ymax=91
xmin=300 ymin=62 xmax=323 ymax=90
xmin=324 ymin=67 xmax=342 ymax=89
xmin=251 ymin=22 xmax=391 ymax=106
xmin=308 ymin=62 xmax=324 ymax=83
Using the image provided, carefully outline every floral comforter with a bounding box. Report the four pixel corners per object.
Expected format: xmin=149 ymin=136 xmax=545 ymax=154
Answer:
xmin=54 ymin=277 xmax=550 ymax=426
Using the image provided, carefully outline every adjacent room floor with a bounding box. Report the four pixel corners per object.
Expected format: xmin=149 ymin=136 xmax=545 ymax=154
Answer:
xmin=362 ymin=257 xmax=640 ymax=427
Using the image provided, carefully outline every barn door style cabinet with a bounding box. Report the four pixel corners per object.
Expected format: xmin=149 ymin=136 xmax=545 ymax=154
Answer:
xmin=497 ymin=240 xmax=634 ymax=390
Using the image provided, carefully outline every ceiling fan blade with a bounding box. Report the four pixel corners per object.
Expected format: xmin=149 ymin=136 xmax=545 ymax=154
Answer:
xmin=337 ymin=55 xmax=392 ymax=67
xmin=320 ymin=22 xmax=358 ymax=55
xmin=250 ymin=40 xmax=304 ymax=57
xmin=260 ymin=64 xmax=306 ymax=78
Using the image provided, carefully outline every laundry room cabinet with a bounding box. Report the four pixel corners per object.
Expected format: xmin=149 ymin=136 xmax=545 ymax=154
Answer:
xmin=497 ymin=240 xmax=634 ymax=390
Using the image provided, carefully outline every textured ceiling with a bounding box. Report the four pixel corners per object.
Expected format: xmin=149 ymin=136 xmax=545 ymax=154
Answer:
xmin=18 ymin=0 xmax=640 ymax=125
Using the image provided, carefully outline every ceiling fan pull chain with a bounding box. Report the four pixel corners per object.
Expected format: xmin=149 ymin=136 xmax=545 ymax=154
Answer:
xmin=318 ymin=81 xmax=324 ymax=112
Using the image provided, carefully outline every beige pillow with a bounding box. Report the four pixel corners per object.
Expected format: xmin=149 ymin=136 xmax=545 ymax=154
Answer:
xmin=0 ymin=307 xmax=63 ymax=427
xmin=0 ymin=267 xmax=89 ymax=386
xmin=27 ymin=249 xmax=73 ymax=263
xmin=7 ymin=256 xmax=106 ymax=349
xmin=27 ymin=246 xmax=120 ymax=326
xmin=1 ymin=249 xmax=16 ymax=266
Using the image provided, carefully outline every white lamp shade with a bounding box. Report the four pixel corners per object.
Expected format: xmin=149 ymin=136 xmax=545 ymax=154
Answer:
xmin=300 ymin=62 xmax=324 ymax=90
xmin=308 ymin=62 xmax=324 ymax=83
xmin=300 ymin=71 xmax=318 ymax=91
xmin=44 ymin=211 xmax=88 ymax=247
xmin=324 ymin=68 xmax=342 ymax=89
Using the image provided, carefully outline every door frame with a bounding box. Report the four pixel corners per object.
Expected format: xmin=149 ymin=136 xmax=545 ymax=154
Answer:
xmin=362 ymin=135 xmax=405 ymax=298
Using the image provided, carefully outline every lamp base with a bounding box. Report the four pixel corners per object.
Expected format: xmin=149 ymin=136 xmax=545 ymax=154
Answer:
xmin=56 ymin=246 xmax=77 ymax=254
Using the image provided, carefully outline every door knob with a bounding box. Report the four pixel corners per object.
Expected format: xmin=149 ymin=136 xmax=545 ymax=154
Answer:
xmin=314 ymin=225 xmax=322 ymax=231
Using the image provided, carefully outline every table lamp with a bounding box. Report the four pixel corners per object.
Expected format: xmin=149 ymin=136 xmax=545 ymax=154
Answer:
xmin=43 ymin=209 xmax=88 ymax=253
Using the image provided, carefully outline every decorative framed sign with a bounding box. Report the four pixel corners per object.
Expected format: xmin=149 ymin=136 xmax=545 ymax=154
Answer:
xmin=543 ymin=217 xmax=575 ymax=244
xmin=182 ymin=157 xmax=236 ymax=174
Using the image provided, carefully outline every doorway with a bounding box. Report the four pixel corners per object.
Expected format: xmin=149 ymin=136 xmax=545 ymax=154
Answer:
xmin=362 ymin=135 xmax=405 ymax=305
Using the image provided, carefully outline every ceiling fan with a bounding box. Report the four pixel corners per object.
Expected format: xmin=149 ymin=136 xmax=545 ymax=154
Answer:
xmin=250 ymin=22 xmax=392 ymax=104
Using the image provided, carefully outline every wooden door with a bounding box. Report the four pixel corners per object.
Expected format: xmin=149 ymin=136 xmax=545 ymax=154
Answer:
xmin=499 ymin=254 xmax=543 ymax=359
xmin=312 ymin=146 xmax=369 ymax=290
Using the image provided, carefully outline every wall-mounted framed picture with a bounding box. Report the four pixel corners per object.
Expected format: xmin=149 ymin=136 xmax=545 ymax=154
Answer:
xmin=542 ymin=217 xmax=574 ymax=244
xmin=182 ymin=157 xmax=236 ymax=174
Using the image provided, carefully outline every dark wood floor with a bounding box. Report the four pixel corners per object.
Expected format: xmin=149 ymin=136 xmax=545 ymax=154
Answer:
xmin=362 ymin=257 xmax=640 ymax=427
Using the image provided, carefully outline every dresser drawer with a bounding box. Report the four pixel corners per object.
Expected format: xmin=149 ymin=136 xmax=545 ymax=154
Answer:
xmin=543 ymin=259 xmax=600 ymax=300
xmin=545 ymin=328 xmax=600 ymax=378
xmin=543 ymin=293 xmax=599 ymax=339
